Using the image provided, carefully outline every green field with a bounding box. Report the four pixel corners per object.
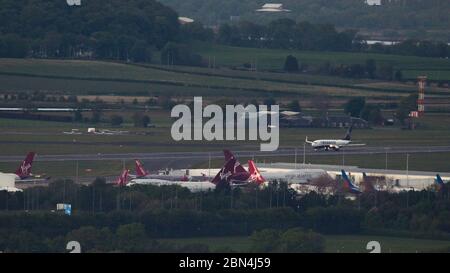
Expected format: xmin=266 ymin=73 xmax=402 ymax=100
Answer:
xmin=3 ymin=117 xmax=450 ymax=153
xmin=0 ymin=58 xmax=448 ymax=99
xmin=192 ymin=42 xmax=450 ymax=81
xmin=160 ymin=235 xmax=450 ymax=253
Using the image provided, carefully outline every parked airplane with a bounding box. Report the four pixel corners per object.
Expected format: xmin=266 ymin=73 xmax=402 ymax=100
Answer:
xmin=131 ymin=160 xmax=190 ymax=181
xmin=125 ymin=158 xmax=238 ymax=192
xmin=341 ymin=170 xmax=362 ymax=194
xmin=0 ymin=152 xmax=49 ymax=182
xmin=223 ymin=149 xmax=327 ymax=184
xmin=223 ymin=150 xmax=267 ymax=186
xmin=305 ymin=125 xmax=365 ymax=151
xmin=225 ymin=160 xmax=266 ymax=187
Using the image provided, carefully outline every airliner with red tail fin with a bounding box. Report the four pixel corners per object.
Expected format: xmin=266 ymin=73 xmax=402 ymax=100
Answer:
xmin=130 ymin=159 xmax=190 ymax=181
xmin=210 ymin=157 xmax=238 ymax=185
xmin=0 ymin=152 xmax=50 ymax=182
xmin=223 ymin=149 xmax=327 ymax=184
xmin=125 ymin=158 xmax=235 ymax=192
xmin=225 ymin=159 xmax=266 ymax=187
xmin=224 ymin=149 xmax=248 ymax=174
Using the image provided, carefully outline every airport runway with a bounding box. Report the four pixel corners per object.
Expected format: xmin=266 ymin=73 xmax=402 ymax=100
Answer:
xmin=1 ymin=145 xmax=450 ymax=163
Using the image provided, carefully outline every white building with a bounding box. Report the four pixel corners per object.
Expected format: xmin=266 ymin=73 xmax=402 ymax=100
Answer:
xmin=256 ymin=3 xmax=291 ymax=12
xmin=365 ymin=0 xmax=382 ymax=6
xmin=66 ymin=0 xmax=81 ymax=6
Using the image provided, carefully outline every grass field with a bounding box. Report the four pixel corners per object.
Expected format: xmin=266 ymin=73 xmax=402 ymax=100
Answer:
xmin=402 ymin=69 xmax=450 ymax=81
xmin=192 ymin=42 xmax=450 ymax=81
xmin=159 ymin=235 xmax=450 ymax=253
xmin=0 ymin=58 xmax=448 ymax=99
xmin=2 ymin=122 xmax=450 ymax=153
xmin=2 ymin=113 xmax=450 ymax=152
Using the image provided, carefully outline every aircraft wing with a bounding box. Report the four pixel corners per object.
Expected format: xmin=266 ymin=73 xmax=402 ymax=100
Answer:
xmin=346 ymin=143 xmax=366 ymax=147
xmin=19 ymin=177 xmax=50 ymax=183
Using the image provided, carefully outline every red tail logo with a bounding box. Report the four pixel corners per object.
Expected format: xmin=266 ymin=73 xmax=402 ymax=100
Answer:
xmin=248 ymin=160 xmax=265 ymax=184
xmin=211 ymin=158 xmax=236 ymax=185
xmin=135 ymin=160 xmax=149 ymax=177
xmin=116 ymin=169 xmax=130 ymax=186
xmin=15 ymin=152 xmax=35 ymax=179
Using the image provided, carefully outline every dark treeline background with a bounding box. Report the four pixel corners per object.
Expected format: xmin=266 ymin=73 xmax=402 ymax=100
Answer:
xmin=0 ymin=0 xmax=449 ymax=62
xmin=216 ymin=19 xmax=450 ymax=58
xmin=160 ymin=0 xmax=450 ymax=34
xmin=0 ymin=0 xmax=179 ymax=61
xmin=1 ymin=179 xmax=450 ymax=252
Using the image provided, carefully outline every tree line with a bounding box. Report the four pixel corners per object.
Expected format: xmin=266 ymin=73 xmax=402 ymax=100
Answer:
xmin=216 ymin=19 xmax=449 ymax=58
xmin=1 ymin=1 xmax=448 ymax=64
xmin=0 ymin=178 xmax=450 ymax=252
xmin=159 ymin=0 xmax=450 ymax=36
xmin=0 ymin=0 xmax=180 ymax=61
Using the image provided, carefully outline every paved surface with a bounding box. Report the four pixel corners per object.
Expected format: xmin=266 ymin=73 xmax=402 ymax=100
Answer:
xmin=1 ymin=145 xmax=450 ymax=163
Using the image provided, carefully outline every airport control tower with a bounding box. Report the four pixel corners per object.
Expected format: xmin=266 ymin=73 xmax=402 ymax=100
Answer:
xmin=417 ymin=76 xmax=426 ymax=117
xmin=410 ymin=76 xmax=427 ymax=118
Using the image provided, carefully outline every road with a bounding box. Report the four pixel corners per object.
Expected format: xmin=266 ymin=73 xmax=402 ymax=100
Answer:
xmin=1 ymin=145 xmax=450 ymax=162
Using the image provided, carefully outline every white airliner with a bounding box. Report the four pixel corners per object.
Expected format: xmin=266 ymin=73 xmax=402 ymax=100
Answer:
xmin=127 ymin=179 xmax=216 ymax=192
xmin=256 ymin=167 xmax=329 ymax=184
xmin=186 ymin=150 xmax=328 ymax=185
xmin=305 ymin=125 xmax=365 ymax=151
xmin=114 ymin=168 xmax=215 ymax=192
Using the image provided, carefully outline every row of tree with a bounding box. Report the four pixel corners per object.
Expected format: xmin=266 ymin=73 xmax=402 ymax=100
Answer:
xmin=217 ymin=19 xmax=450 ymax=58
xmin=343 ymin=94 xmax=420 ymax=125
xmin=0 ymin=0 xmax=179 ymax=60
xmin=1 ymin=178 xmax=450 ymax=234
xmin=159 ymin=0 xmax=450 ymax=33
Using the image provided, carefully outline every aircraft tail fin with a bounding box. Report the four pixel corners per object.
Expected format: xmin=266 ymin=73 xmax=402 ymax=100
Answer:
xmin=135 ymin=160 xmax=149 ymax=177
xmin=235 ymin=163 xmax=248 ymax=174
xmin=15 ymin=152 xmax=36 ymax=179
xmin=211 ymin=158 xmax=236 ymax=185
xmin=342 ymin=124 xmax=353 ymax=141
xmin=305 ymin=136 xmax=313 ymax=144
xmin=223 ymin=149 xmax=247 ymax=173
xmin=436 ymin=174 xmax=445 ymax=186
xmin=116 ymin=169 xmax=130 ymax=186
xmin=341 ymin=169 xmax=361 ymax=193
xmin=223 ymin=149 xmax=234 ymax=162
xmin=248 ymin=160 xmax=265 ymax=185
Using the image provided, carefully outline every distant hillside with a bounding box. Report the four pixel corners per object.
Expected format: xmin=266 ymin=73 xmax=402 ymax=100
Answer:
xmin=159 ymin=0 xmax=450 ymax=40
